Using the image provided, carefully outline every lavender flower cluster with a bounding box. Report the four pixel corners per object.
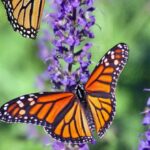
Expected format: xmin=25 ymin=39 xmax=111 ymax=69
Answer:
xmin=29 ymin=0 xmax=96 ymax=150
xmin=38 ymin=0 xmax=95 ymax=91
xmin=138 ymin=95 xmax=150 ymax=150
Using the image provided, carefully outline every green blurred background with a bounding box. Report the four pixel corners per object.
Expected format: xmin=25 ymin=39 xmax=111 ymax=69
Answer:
xmin=0 ymin=0 xmax=150 ymax=150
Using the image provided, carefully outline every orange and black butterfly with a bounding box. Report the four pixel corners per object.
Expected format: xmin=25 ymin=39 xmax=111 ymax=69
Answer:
xmin=2 ymin=0 xmax=45 ymax=38
xmin=0 ymin=43 xmax=129 ymax=144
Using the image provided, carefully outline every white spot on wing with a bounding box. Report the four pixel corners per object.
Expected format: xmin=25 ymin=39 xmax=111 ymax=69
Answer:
xmin=118 ymin=44 xmax=123 ymax=48
xmin=20 ymin=96 xmax=25 ymax=100
xmin=114 ymin=60 xmax=119 ymax=65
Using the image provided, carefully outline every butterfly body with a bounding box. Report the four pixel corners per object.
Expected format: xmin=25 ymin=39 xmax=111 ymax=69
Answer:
xmin=75 ymin=84 xmax=87 ymax=106
xmin=0 ymin=43 xmax=129 ymax=144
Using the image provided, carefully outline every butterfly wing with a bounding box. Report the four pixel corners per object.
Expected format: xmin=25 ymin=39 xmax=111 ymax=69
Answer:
xmin=87 ymin=95 xmax=115 ymax=138
xmin=0 ymin=92 xmax=93 ymax=143
xmin=2 ymin=0 xmax=45 ymax=38
xmin=44 ymin=98 xmax=93 ymax=143
xmin=85 ymin=43 xmax=129 ymax=137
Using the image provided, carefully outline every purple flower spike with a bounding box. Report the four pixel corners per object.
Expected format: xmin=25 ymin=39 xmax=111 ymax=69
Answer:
xmin=138 ymin=140 xmax=150 ymax=150
xmin=52 ymin=141 xmax=65 ymax=150
xmin=79 ymin=144 xmax=89 ymax=150
xmin=91 ymin=139 xmax=97 ymax=145
xmin=139 ymin=92 xmax=150 ymax=149
xmin=33 ymin=0 xmax=95 ymax=149
xmin=64 ymin=53 xmax=74 ymax=63
xmin=145 ymin=131 xmax=150 ymax=141
xmin=142 ymin=111 xmax=150 ymax=125
xmin=38 ymin=0 xmax=95 ymax=90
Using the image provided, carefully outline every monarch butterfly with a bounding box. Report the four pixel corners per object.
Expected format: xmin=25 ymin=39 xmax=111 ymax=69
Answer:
xmin=0 ymin=43 xmax=129 ymax=144
xmin=2 ymin=0 xmax=45 ymax=38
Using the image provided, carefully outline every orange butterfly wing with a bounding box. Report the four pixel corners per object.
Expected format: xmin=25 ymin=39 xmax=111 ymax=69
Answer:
xmin=2 ymin=0 xmax=45 ymax=38
xmin=85 ymin=43 xmax=129 ymax=137
xmin=0 ymin=92 xmax=93 ymax=143
xmin=44 ymin=100 xmax=92 ymax=143
xmin=87 ymin=95 xmax=115 ymax=137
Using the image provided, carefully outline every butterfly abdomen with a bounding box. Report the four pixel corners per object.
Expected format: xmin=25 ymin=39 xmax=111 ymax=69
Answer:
xmin=75 ymin=84 xmax=96 ymax=132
